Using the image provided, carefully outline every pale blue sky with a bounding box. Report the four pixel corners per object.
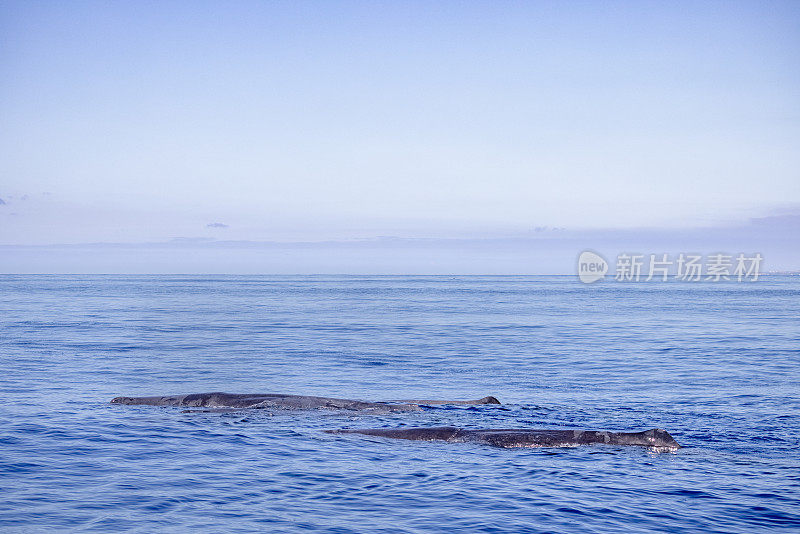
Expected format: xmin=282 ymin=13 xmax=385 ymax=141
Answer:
xmin=1 ymin=1 xmax=799 ymax=257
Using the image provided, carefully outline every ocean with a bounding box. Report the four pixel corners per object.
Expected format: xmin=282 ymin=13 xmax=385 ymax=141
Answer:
xmin=1 ymin=275 xmax=798 ymax=532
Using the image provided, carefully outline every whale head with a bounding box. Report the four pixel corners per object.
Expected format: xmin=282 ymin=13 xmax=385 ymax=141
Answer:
xmin=636 ymin=428 xmax=681 ymax=450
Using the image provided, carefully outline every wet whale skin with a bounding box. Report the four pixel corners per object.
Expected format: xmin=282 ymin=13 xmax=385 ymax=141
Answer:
xmin=110 ymin=392 xmax=501 ymax=411
xmin=327 ymin=426 xmax=681 ymax=449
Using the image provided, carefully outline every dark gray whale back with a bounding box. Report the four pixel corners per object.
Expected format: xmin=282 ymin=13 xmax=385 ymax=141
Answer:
xmin=326 ymin=426 xmax=681 ymax=450
xmin=395 ymin=396 xmax=500 ymax=405
xmin=110 ymin=392 xmax=502 ymax=411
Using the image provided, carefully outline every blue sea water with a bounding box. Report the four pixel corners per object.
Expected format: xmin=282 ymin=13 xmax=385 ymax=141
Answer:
xmin=0 ymin=275 xmax=799 ymax=533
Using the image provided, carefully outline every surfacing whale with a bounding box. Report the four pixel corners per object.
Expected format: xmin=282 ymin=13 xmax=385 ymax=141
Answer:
xmin=110 ymin=392 xmax=501 ymax=412
xmin=326 ymin=426 xmax=681 ymax=450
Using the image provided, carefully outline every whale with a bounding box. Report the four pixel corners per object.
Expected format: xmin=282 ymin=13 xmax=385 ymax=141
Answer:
xmin=110 ymin=392 xmax=501 ymax=411
xmin=326 ymin=426 xmax=681 ymax=450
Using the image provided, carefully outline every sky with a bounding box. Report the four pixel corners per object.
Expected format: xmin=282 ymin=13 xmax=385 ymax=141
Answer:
xmin=0 ymin=1 xmax=798 ymax=272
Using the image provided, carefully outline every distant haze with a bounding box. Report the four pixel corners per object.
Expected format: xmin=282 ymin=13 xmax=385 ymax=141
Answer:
xmin=1 ymin=1 xmax=798 ymax=271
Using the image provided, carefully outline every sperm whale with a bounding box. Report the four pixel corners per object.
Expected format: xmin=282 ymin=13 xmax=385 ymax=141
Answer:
xmin=110 ymin=392 xmax=501 ymax=411
xmin=326 ymin=426 xmax=681 ymax=450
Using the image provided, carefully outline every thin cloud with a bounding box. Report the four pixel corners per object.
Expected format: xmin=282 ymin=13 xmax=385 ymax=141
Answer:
xmin=749 ymin=207 xmax=800 ymax=229
xmin=206 ymin=222 xmax=229 ymax=228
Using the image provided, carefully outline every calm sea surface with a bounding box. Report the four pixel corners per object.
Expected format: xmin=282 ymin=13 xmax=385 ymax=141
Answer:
xmin=1 ymin=275 xmax=798 ymax=533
